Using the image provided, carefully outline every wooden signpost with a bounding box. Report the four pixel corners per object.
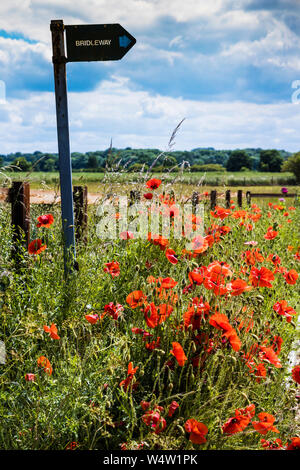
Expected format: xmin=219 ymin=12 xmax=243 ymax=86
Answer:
xmin=50 ymin=19 xmax=136 ymax=274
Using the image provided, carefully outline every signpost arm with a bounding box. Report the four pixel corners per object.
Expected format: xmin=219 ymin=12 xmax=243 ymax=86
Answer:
xmin=50 ymin=19 xmax=75 ymax=275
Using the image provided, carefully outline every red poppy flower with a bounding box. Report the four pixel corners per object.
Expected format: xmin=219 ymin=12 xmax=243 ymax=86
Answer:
xmin=43 ymin=323 xmax=60 ymax=340
xmin=85 ymin=313 xmax=99 ymax=324
xmin=65 ymin=442 xmax=79 ymax=451
xmin=241 ymin=249 xmax=264 ymax=266
xmin=188 ymin=266 xmax=207 ymax=285
xmin=144 ymin=192 xmax=153 ymax=200
xmin=249 ymin=266 xmax=274 ymax=288
xmin=259 ymin=346 xmax=282 ymax=368
xmin=252 ymin=413 xmax=279 ymax=435
xmin=140 ymin=401 xmax=150 ymax=410
xmin=148 ymin=233 xmax=169 ymax=251
xmin=103 ymin=261 xmax=120 ymax=277
xmin=203 ymin=261 xmax=232 ymax=295
xmin=165 ymin=248 xmax=178 ymax=264
xmin=142 ymin=408 xmax=166 ymax=434
xmin=264 ymin=227 xmax=278 ymax=240
xmin=25 ymin=373 xmax=36 ymax=382
xmin=120 ymin=231 xmax=134 ymax=240
xmin=119 ymin=362 xmax=138 ymax=391
xmin=209 ymin=313 xmax=241 ymax=351
xmin=126 ymin=290 xmax=146 ymax=309
xmin=145 ymin=337 xmax=160 ymax=351
xmin=223 ymin=328 xmax=241 ymax=352
xmin=37 ymin=356 xmax=52 ymax=376
xmin=210 ymin=206 xmax=231 ymax=220
xmin=144 ymin=302 xmax=173 ymax=328
xmin=37 ymin=214 xmax=54 ymax=228
xmin=209 ymin=313 xmax=232 ymax=332
xmin=286 ymin=437 xmax=300 ymax=450
xmin=267 ymin=253 xmax=281 ymax=266
xmin=255 ymin=363 xmax=267 ymax=383
xmin=28 ymin=239 xmax=47 ymax=255
xmin=227 ymin=279 xmax=252 ymax=296
xmin=190 ymin=235 xmax=209 ymax=254
xmin=284 ymin=269 xmax=298 ymax=285
xmin=292 ymin=365 xmax=300 ymax=384
xmin=160 ymin=277 xmax=177 ymax=289
xmin=222 ymin=405 xmax=255 ymax=434
xmin=131 ymin=327 xmax=152 ymax=338
xmin=184 ymin=419 xmax=208 ymax=444
xmin=273 ymin=300 xmax=296 ymax=323
xmin=232 ymin=209 xmax=248 ymax=220
xmin=170 ymin=342 xmax=187 ymax=367
xmin=183 ymin=296 xmax=210 ymax=330
xmin=102 ymin=302 xmax=124 ymax=321
xmin=261 ymin=438 xmax=284 ymax=450
xmin=146 ymin=178 xmax=162 ymax=190
xmin=168 ymin=401 xmax=179 ymax=417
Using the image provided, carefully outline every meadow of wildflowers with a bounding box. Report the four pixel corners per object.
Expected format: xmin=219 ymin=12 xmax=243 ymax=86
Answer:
xmin=0 ymin=178 xmax=299 ymax=450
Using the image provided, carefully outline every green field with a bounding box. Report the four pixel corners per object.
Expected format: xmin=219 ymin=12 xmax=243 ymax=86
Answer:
xmin=0 ymin=170 xmax=297 ymax=190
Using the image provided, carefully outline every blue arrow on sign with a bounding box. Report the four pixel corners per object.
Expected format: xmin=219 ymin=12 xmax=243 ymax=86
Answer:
xmin=119 ymin=35 xmax=131 ymax=48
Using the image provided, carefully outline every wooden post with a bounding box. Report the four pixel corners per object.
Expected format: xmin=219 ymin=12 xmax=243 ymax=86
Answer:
xmin=129 ymin=190 xmax=140 ymax=206
xmin=9 ymin=181 xmax=30 ymax=260
xmin=192 ymin=191 xmax=199 ymax=214
xmin=210 ymin=190 xmax=217 ymax=210
xmin=237 ymin=190 xmax=243 ymax=208
xmin=73 ymin=186 xmax=88 ymax=244
xmin=246 ymin=191 xmax=251 ymax=206
xmin=225 ymin=190 xmax=231 ymax=208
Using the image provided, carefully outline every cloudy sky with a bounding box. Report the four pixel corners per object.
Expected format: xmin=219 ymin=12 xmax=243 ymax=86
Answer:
xmin=1 ymin=0 xmax=300 ymax=153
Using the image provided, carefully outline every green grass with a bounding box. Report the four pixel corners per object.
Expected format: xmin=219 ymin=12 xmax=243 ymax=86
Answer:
xmin=0 ymin=170 xmax=297 ymax=192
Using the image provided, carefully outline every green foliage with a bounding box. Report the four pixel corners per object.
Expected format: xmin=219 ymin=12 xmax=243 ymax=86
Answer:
xmin=1 ymin=147 xmax=292 ymax=173
xmin=259 ymin=150 xmax=283 ymax=172
xmin=282 ymin=152 xmax=300 ymax=182
xmin=128 ymin=163 xmax=149 ymax=172
xmin=87 ymin=154 xmax=99 ymax=169
xmin=191 ymin=164 xmax=226 ymax=172
xmin=226 ymin=150 xmax=252 ymax=171
xmin=12 ymin=156 xmax=32 ymax=172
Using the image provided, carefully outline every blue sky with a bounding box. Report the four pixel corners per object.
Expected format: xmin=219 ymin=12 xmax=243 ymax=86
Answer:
xmin=1 ymin=0 xmax=300 ymax=153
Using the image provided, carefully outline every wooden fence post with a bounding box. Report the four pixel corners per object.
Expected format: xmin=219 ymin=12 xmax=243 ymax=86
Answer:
xmin=225 ymin=190 xmax=231 ymax=208
xmin=210 ymin=190 xmax=217 ymax=210
xmin=73 ymin=186 xmax=88 ymax=244
xmin=237 ymin=190 xmax=243 ymax=208
xmin=246 ymin=191 xmax=251 ymax=206
xmin=9 ymin=181 xmax=30 ymax=260
xmin=192 ymin=191 xmax=199 ymax=214
xmin=129 ymin=190 xmax=141 ymax=206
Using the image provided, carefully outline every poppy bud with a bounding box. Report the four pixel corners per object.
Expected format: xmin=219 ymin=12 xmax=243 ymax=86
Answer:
xmin=191 ymin=342 xmax=197 ymax=353
xmin=155 ymin=349 xmax=166 ymax=355
xmin=139 ymin=369 xmax=144 ymax=377
xmin=176 ymin=425 xmax=185 ymax=435
xmin=167 ymin=383 xmax=173 ymax=391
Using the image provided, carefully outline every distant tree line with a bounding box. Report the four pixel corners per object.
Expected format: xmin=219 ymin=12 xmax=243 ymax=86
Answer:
xmin=0 ymin=147 xmax=294 ymax=173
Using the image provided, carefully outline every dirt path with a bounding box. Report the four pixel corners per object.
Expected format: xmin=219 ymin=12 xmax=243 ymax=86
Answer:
xmin=0 ymin=188 xmax=102 ymax=205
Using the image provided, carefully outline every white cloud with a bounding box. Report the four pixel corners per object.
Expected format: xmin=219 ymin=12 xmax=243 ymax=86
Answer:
xmin=220 ymin=17 xmax=300 ymax=70
xmin=0 ymin=75 xmax=300 ymax=153
xmin=0 ymin=0 xmax=228 ymax=44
